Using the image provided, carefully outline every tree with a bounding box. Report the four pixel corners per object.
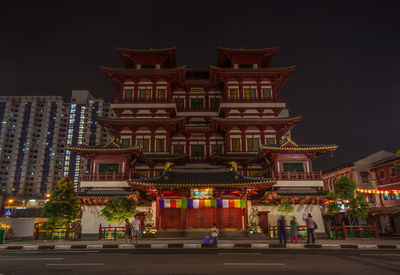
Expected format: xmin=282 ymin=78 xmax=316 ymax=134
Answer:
xmin=43 ymin=176 xmax=80 ymax=228
xmin=278 ymin=199 xmax=294 ymax=216
xmin=327 ymin=176 xmax=370 ymax=225
xmin=395 ymin=150 xmax=400 ymax=171
xmin=101 ymin=197 xmax=137 ymax=224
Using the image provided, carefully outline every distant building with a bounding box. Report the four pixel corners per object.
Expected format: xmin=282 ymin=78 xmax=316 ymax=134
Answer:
xmin=369 ymin=155 xmax=400 ymax=234
xmin=0 ymin=96 xmax=69 ymax=199
xmin=322 ymin=150 xmax=394 ymax=207
xmin=63 ymin=90 xmax=113 ymax=187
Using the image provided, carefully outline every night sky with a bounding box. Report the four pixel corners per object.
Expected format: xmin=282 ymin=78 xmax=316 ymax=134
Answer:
xmin=1 ymin=1 xmax=399 ymax=170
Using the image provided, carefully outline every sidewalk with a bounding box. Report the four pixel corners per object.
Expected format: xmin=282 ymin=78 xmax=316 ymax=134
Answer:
xmin=1 ymin=237 xmax=400 ymax=250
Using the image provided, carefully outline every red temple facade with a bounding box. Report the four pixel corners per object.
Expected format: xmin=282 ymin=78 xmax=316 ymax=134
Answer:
xmin=68 ymin=47 xmax=337 ymax=235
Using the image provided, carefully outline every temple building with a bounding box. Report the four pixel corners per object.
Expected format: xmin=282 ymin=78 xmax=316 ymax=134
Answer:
xmin=67 ymin=47 xmax=338 ymax=236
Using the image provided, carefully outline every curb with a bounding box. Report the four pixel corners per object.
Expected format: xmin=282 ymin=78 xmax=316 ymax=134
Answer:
xmin=0 ymin=243 xmax=399 ymax=251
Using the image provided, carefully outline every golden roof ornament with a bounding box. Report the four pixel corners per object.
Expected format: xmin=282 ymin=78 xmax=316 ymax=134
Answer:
xmin=164 ymin=162 xmax=174 ymax=172
xmin=229 ymin=161 xmax=238 ymax=172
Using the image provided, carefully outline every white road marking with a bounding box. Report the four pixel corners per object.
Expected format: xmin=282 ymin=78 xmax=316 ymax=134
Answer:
xmin=360 ymin=254 xmax=400 ymax=257
xmin=223 ymin=263 xmax=286 ymax=266
xmin=0 ymin=258 xmax=64 ymax=261
xmin=47 ymin=263 xmax=105 ymax=266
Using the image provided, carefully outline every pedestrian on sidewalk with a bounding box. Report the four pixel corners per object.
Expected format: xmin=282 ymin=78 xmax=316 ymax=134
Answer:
xmin=210 ymin=223 xmax=219 ymax=244
xmin=303 ymin=213 xmax=315 ymax=244
xmin=289 ymin=217 xmax=298 ymax=243
xmin=132 ymin=216 xmax=141 ymax=245
xmin=277 ymin=215 xmax=287 ymax=244
xmin=124 ymin=218 xmax=132 ymax=244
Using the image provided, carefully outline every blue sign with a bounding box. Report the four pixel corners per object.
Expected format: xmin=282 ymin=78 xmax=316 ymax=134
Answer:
xmin=4 ymin=208 xmax=12 ymax=216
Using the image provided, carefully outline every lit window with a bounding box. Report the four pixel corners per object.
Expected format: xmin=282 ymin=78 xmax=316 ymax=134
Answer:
xmin=157 ymin=89 xmax=166 ymax=100
xmin=231 ymin=139 xmax=241 ymax=152
xmin=247 ymin=138 xmax=259 ymax=152
xmin=244 ymin=89 xmax=257 ymax=100
xmin=139 ymin=89 xmax=151 ymax=100
xmin=229 ymin=89 xmax=239 ymax=100
xmin=156 ymin=139 xmax=164 ymax=152
xmin=137 ymin=139 xmax=149 ymax=152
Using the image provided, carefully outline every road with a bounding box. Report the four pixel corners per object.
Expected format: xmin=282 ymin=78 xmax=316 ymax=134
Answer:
xmin=1 ymin=249 xmax=400 ymax=275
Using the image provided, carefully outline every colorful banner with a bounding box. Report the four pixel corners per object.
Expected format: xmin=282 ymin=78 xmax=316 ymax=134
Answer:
xmin=158 ymin=199 xmax=246 ymax=209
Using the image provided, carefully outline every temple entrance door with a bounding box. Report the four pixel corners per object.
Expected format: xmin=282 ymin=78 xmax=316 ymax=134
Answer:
xmin=258 ymin=211 xmax=269 ymax=234
xmin=191 ymin=145 xmax=204 ymax=157
xmin=186 ymin=208 xmax=214 ymax=229
xmin=161 ymin=208 xmax=181 ymax=230
xmin=220 ymin=208 xmax=242 ymax=230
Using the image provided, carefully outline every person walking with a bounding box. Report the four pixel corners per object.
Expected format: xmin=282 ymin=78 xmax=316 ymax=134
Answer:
xmin=210 ymin=223 xmax=219 ymax=244
xmin=277 ymin=216 xmax=287 ymax=244
xmin=124 ymin=218 xmax=132 ymax=244
xmin=289 ymin=217 xmax=298 ymax=243
xmin=303 ymin=213 xmax=315 ymax=244
xmin=132 ymin=215 xmax=141 ymax=245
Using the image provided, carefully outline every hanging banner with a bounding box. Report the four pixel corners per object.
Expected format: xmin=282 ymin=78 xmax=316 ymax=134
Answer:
xmin=158 ymin=199 xmax=246 ymax=209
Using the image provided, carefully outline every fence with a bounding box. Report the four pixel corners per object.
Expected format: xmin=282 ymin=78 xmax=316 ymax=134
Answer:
xmin=98 ymin=225 xmax=127 ymax=240
xmin=328 ymin=225 xmax=379 ymax=239
xmin=269 ymin=225 xmax=308 ymax=238
xmin=34 ymin=226 xmax=81 ymax=241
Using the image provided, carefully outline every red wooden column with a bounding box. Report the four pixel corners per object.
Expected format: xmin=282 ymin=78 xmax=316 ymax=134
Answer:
xmin=155 ymin=198 xmax=160 ymax=230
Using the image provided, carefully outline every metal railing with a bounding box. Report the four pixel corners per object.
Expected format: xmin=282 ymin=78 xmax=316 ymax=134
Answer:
xmin=269 ymin=225 xmax=308 ymax=238
xmin=273 ymin=171 xmax=323 ymax=181
xmin=328 ymin=225 xmax=379 ymax=239
xmin=98 ymin=225 xmax=126 ymax=240
xmin=34 ymin=226 xmax=81 ymax=241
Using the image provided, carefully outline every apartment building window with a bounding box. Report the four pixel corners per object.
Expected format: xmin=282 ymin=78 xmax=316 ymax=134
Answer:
xmin=155 ymin=139 xmax=164 ymax=152
xmin=191 ymin=98 xmax=203 ymax=109
xmin=231 ymin=139 xmax=241 ymax=152
xmin=263 ymin=88 xmax=272 ymax=99
xmin=137 ymin=139 xmax=149 ymax=152
xmin=139 ymin=89 xmax=151 ymax=100
xmin=247 ymin=138 xmax=259 ymax=152
xmin=360 ymin=172 xmax=369 ymax=183
xmin=157 ymin=89 xmax=166 ymax=100
xmin=229 ymin=89 xmax=239 ymax=100
xmin=379 ymin=170 xmax=385 ymax=179
xmin=244 ymin=89 xmax=256 ymax=100
xmin=124 ymin=89 xmax=133 ymax=100
xmin=174 ymin=145 xmax=184 ymax=154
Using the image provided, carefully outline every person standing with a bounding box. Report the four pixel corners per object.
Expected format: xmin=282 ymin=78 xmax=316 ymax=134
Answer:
xmin=289 ymin=217 xmax=298 ymax=243
xmin=132 ymin=215 xmax=141 ymax=245
xmin=303 ymin=213 xmax=315 ymax=244
xmin=277 ymin=216 xmax=287 ymax=244
xmin=210 ymin=223 xmax=219 ymax=244
xmin=124 ymin=218 xmax=132 ymax=244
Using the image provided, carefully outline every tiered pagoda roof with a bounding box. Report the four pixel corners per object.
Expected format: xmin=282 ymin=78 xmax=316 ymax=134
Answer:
xmin=66 ymin=137 xmax=141 ymax=155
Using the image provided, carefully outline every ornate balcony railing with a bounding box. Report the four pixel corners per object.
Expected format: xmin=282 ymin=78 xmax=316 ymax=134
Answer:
xmin=273 ymin=171 xmax=323 ymax=181
xmin=80 ymin=172 xmax=129 ymax=181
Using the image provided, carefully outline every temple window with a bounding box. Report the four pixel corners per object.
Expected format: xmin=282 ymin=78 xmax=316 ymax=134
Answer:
xmin=136 ymin=170 xmax=148 ymax=177
xmin=137 ymin=139 xmax=150 ymax=152
xmin=283 ymin=162 xmax=304 ymax=172
xmin=139 ymin=89 xmax=151 ymax=100
xmin=124 ymin=89 xmax=133 ymax=100
xmin=98 ymin=163 xmax=119 ymax=173
xmin=156 ymin=139 xmax=165 ymax=152
xmin=174 ymin=145 xmax=184 ymax=154
xmin=231 ymin=139 xmax=241 ymax=152
xmin=238 ymin=64 xmax=253 ymax=68
xmin=390 ymin=167 xmax=397 ymax=177
xmin=191 ymin=145 xmax=204 ymax=157
xmin=210 ymin=98 xmax=220 ymax=110
xmin=141 ymin=64 xmax=156 ymax=69
xmin=244 ymin=89 xmax=257 ymax=100
xmin=121 ymin=138 xmax=131 ymax=146
xmin=379 ymin=170 xmax=385 ymax=179
xmin=265 ymin=138 xmax=275 ymax=145
xmin=211 ymin=144 xmax=223 ymax=154
xmin=247 ymin=138 xmax=259 ymax=151
xmin=248 ymin=170 xmax=260 ymax=176
xmin=191 ymin=98 xmax=204 ymax=109
xmin=176 ymin=99 xmax=184 ymax=109
xmin=263 ymin=88 xmax=272 ymax=100
xmin=157 ymin=89 xmax=166 ymax=100
xmin=229 ymin=89 xmax=239 ymax=100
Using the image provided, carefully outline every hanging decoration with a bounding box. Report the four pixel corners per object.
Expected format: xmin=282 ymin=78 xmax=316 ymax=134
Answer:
xmin=158 ymin=199 xmax=246 ymax=209
xmin=356 ymin=188 xmax=400 ymax=195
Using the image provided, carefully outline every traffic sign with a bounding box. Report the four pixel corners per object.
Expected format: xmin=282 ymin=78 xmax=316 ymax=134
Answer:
xmin=4 ymin=208 xmax=12 ymax=216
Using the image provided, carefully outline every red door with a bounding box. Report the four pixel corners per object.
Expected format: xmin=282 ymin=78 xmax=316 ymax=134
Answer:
xmin=186 ymin=208 xmax=214 ymax=229
xmin=258 ymin=211 xmax=269 ymax=234
xmin=161 ymin=208 xmax=181 ymax=230
xmin=221 ymin=208 xmax=242 ymax=230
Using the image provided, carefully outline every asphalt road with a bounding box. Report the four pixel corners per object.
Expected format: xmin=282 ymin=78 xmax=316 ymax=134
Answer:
xmin=1 ymin=249 xmax=400 ymax=275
